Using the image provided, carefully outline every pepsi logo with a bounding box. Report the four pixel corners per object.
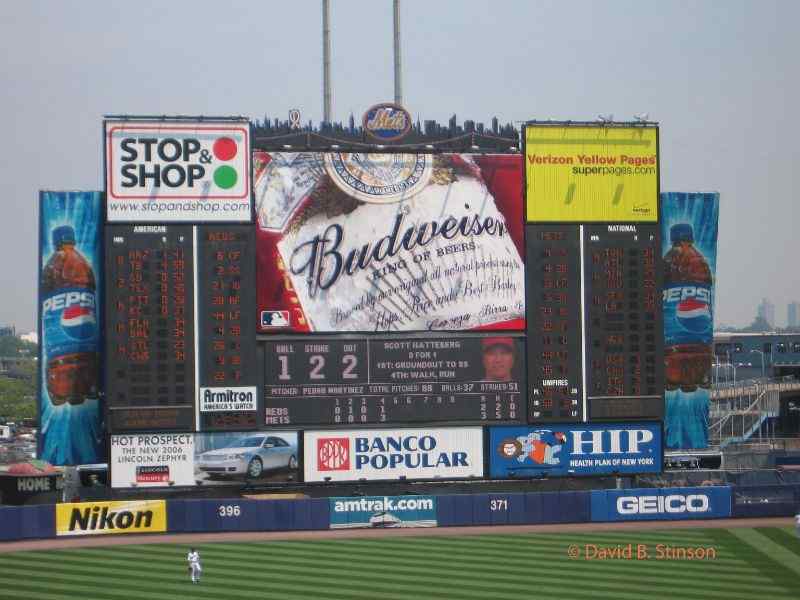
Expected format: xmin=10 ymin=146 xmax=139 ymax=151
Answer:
xmin=61 ymin=304 xmax=97 ymax=340
xmin=676 ymin=297 xmax=711 ymax=333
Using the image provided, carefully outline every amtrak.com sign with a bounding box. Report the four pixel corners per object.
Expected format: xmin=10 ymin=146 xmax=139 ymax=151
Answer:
xmin=104 ymin=119 xmax=251 ymax=222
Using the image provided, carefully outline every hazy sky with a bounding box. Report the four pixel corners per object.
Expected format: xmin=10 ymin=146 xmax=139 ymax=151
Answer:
xmin=1 ymin=0 xmax=797 ymax=331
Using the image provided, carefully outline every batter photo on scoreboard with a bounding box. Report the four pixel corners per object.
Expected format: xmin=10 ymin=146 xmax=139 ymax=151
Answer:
xmin=193 ymin=431 xmax=299 ymax=485
xmin=480 ymin=337 xmax=519 ymax=382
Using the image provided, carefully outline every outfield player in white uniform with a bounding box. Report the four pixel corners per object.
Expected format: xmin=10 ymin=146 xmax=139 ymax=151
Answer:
xmin=187 ymin=548 xmax=202 ymax=583
xmin=795 ymin=513 xmax=800 ymax=538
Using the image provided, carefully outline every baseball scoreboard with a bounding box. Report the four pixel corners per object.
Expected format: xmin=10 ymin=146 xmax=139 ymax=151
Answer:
xmin=523 ymin=123 xmax=663 ymax=424
xmin=264 ymin=336 xmax=525 ymax=425
xmin=105 ymin=224 xmax=258 ymax=432
xmin=88 ymin=116 xmax=666 ymax=482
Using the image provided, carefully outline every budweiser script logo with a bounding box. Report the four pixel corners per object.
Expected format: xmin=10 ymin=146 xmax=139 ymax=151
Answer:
xmin=289 ymin=210 xmax=508 ymax=297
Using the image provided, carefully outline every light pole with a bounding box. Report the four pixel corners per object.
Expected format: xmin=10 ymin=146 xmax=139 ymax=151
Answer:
xmin=751 ymin=349 xmax=765 ymax=379
xmin=714 ymin=361 xmax=737 ymax=386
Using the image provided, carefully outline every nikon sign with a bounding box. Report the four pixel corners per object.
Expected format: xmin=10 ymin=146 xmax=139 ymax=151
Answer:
xmin=56 ymin=500 xmax=167 ymax=536
xmin=104 ymin=118 xmax=251 ymax=223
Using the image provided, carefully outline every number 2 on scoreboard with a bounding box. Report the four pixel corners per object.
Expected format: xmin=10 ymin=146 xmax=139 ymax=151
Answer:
xmin=277 ymin=354 xmax=359 ymax=381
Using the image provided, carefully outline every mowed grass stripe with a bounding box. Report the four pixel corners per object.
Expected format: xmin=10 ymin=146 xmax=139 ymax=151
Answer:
xmin=38 ymin=538 xmax=771 ymax=592
xmin=0 ymin=584 xmax=78 ymax=600
xmin=704 ymin=529 xmax=798 ymax=594
xmin=0 ymin=540 xmax=776 ymax=590
xmin=1 ymin=532 xmax=792 ymax=597
xmin=10 ymin=548 xmax=770 ymax=597
xmin=464 ymin=530 xmax=720 ymax=545
xmin=0 ymin=564 xmax=501 ymax=600
xmin=0 ymin=563 xmax=739 ymax=600
xmin=6 ymin=543 xmax=776 ymax=584
xmin=728 ymin=528 xmax=800 ymax=577
xmin=0 ymin=565 xmax=784 ymax=600
xmin=292 ymin=530 xmax=739 ymax=560
xmin=754 ymin=527 xmax=800 ymax=556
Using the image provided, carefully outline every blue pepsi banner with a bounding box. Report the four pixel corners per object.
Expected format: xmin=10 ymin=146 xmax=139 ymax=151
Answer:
xmin=329 ymin=495 xmax=437 ymax=529
xmin=38 ymin=191 xmax=103 ymax=465
xmin=489 ymin=423 xmax=662 ymax=477
xmin=591 ymin=486 xmax=732 ymax=522
xmin=661 ymin=192 xmax=719 ymax=449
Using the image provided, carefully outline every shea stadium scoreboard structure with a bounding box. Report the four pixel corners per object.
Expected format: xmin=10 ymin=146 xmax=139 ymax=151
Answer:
xmin=94 ymin=112 xmax=665 ymax=487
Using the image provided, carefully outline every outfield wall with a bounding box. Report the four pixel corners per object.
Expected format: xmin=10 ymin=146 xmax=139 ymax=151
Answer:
xmin=0 ymin=485 xmax=796 ymax=542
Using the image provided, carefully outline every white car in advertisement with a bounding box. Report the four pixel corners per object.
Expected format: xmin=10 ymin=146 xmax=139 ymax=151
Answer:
xmin=195 ymin=434 xmax=297 ymax=480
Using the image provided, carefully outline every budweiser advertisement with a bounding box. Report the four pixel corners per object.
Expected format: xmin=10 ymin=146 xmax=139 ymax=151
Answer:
xmin=255 ymin=153 xmax=525 ymax=333
xmin=304 ymin=427 xmax=484 ymax=482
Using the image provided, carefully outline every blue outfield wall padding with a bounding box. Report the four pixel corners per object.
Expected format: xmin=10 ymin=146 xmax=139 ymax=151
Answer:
xmin=184 ymin=500 xmax=207 ymax=533
xmin=168 ymin=499 xmax=322 ymax=533
xmin=506 ymin=493 xmax=528 ymax=524
xmin=436 ymin=494 xmax=475 ymax=527
xmin=541 ymin=492 xmax=562 ymax=523
xmin=453 ymin=494 xmax=475 ymax=526
xmin=292 ymin=499 xmax=314 ymax=530
xmin=435 ymin=495 xmax=457 ymax=527
xmin=0 ymin=506 xmax=22 ymax=541
xmin=167 ymin=499 xmax=187 ymax=533
xmin=591 ymin=490 xmax=609 ymax=523
xmin=558 ymin=491 xmax=591 ymax=523
xmin=472 ymin=494 xmax=495 ymax=526
xmin=732 ymin=502 xmax=795 ymax=518
xmin=21 ymin=505 xmax=53 ymax=539
xmin=309 ymin=498 xmax=330 ymax=530
xmin=729 ymin=484 xmax=799 ymax=519
xmin=273 ymin=500 xmax=294 ymax=530
xmin=524 ymin=492 xmax=544 ymax=524
xmin=591 ymin=486 xmax=732 ymax=522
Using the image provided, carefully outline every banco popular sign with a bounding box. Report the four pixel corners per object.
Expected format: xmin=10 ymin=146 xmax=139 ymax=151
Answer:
xmin=105 ymin=119 xmax=251 ymax=222
xmin=304 ymin=428 xmax=484 ymax=482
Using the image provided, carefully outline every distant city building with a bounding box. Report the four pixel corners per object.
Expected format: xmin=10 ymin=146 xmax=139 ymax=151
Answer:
xmin=0 ymin=325 xmax=15 ymax=337
xmin=18 ymin=332 xmax=37 ymax=344
xmin=757 ymin=298 xmax=775 ymax=328
xmin=789 ymin=302 xmax=800 ymax=329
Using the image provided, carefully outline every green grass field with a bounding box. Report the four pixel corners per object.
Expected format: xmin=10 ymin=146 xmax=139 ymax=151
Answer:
xmin=1 ymin=526 xmax=800 ymax=599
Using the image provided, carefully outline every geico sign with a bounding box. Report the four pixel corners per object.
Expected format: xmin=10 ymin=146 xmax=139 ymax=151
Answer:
xmin=616 ymin=494 xmax=710 ymax=515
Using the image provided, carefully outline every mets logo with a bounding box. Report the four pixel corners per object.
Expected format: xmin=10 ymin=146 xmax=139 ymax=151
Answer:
xmin=676 ymin=297 xmax=711 ymax=334
xmin=61 ymin=304 xmax=97 ymax=340
xmin=323 ymin=153 xmax=432 ymax=204
xmin=318 ymin=438 xmax=350 ymax=471
xmin=362 ymin=102 xmax=412 ymax=141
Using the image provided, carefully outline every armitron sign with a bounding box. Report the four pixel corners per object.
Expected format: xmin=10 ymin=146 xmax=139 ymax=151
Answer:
xmin=56 ymin=500 xmax=167 ymax=536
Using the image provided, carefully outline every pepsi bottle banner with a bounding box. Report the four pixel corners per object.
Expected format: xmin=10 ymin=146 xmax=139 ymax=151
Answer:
xmin=489 ymin=423 xmax=662 ymax=477
xmin=661 ymin=192 xmax=719 ymax=449
xmin=38 ymin=191 xmax=103 ymax=465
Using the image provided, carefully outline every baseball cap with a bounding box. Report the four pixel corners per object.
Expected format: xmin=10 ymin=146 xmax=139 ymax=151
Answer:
xmin=482 ymin=337 xmax=515 ymax=350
